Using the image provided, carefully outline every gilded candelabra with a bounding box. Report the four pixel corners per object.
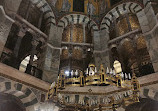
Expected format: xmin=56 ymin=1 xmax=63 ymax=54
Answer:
xmin=47 ymin=64 xmax=140 ymax=111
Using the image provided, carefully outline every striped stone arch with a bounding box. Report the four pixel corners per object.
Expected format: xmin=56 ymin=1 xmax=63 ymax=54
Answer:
xmin=30 ymin=0 xmax=56 ymax=25
xmin=0 ymin=77 xmax=38 ymax=111
xmin=100 ymin=2 xmax=143 ymax=32
xmin=57 ymin=14 xmax=99 ymax=31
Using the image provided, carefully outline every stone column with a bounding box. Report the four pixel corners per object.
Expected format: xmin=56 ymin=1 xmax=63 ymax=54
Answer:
xmin=13 ymin=26 xmax=26 ymax=57
xmin=42 ymin=25 xmax=63 ymax=83
xmin=112 ymin=17 xmax=119 ymax=37
xmin=38 ymin=12 xmax=43 ymax=29
xmin=93 ymin=29 xmax=111 ymax=69
xmin=100 ymin=30 xmax=111 ymax=68
xmin=70 ymin=22 xmax=73 ymax=42
xmin=137 ymin=1 xmax=158 ymax=72
xmin=83 ymin=24 xmax=86 ymax=43
xmin=93 ymin=30 xmax=102 ymax=69
xmin=25 ymin=1 xmax=31 ymax=20
xmin=125 ymin=14 xmax=132 ymax=31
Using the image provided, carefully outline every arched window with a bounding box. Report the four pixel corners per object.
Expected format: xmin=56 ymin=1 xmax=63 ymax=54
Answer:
xmin=19 ymin=55 xmax=38 ymax=72
xmin=73 ymin=0 xmax=84 ymax=12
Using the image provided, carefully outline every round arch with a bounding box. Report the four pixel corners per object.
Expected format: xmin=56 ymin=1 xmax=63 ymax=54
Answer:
xmin=0 ymin=77 xmax=39 ymax=111
xmin=57 ymin=14 xmax=99 ymax=31
xmin=100 ymin=1 xmax=143 ymax=33
xmin=29 ymin=0 xmax=56 ymax=25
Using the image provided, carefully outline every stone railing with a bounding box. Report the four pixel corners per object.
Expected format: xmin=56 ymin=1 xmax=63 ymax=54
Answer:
xmin=0 ymin=63 xmax=50 ymax=92
xmin=108 ymin=29 xmax=141 ymax=47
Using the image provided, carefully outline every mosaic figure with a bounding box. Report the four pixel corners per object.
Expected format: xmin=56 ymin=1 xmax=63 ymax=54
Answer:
xmin=51 ymin=0 xmax=57 ymax=7
xmin=62 ymin=0 xmax=71 ymax=11
xmin=87 ymin=2 xmax=96 ymax=15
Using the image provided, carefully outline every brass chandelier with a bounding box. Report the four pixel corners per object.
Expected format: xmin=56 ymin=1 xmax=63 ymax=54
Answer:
xmin=47 ymin=1 xmax=140 ymax=110
xmin=47 ymin=63 xmax=140 ymax=111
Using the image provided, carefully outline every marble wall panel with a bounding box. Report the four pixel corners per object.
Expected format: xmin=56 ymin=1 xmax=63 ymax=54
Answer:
xmin=48 ymin=26 xmax=63 ymax=48
xmin=144 ymin=28 xmax=158 ymax=72
xmin=93 ymin=31 xmax=101 ymax=50
xmin=145 ymin=6 xmax=157 ymax=30
xmin=137 ymin=10 xmax=150 ymax=33
xmin=94 ymin=52 xmax=102 ymax=69
xmin=0 ymin=6 xmax=14 ymax=56
xmin=2 ymin=0 xmax=22 ymax=13
xmin=101 ymin=50 xmax=111 ymax=68
xmin=43 ymin=46 xmax=60 ymax=83
xmin=100 ymin=30 xmax=109 ymax=50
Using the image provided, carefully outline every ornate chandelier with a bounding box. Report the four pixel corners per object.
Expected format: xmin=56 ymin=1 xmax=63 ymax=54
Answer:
xmin=47 ymin=63 xmax=140 ymax=111
xmin=47 ymin=1 xmax=140 ymax=110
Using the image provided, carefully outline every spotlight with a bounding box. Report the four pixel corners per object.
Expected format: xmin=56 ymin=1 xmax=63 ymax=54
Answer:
xmin=65 ymin=71 xmax=69 ymax=76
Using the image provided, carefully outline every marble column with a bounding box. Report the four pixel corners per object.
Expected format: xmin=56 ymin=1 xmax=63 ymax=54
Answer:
xmin=93 ymin=30 xmax=102 ymax=69
xmin=25 ymin=1 xmax=31 ymax=20
xmin=70 ymin=22 xmax=73 ymax=42
xmin=137 ymin=2 xmax=158 ymax=72
xmin=93 ymin=29 xmax=111 ymax=69
xmin=125 ymin=14 xmax=132 ymax=31
xmin=113 ymin=17 xmax=119 ymax=37
xmin=13 ymin=27 xmax=26 ymax=57
xmin=83 ymin=24 xmax=86 ymax=43
xmin=42 ymin=25 xmax=63 ymax=83
xmin=38 ymin=14 xmax=43 ymax=29
xmin=100 ymin=29 xmax=111 ymax=68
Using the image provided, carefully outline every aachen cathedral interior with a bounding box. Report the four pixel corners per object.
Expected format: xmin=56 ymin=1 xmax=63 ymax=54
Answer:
xmin=0 ymin=0 xmax=158 ymax=111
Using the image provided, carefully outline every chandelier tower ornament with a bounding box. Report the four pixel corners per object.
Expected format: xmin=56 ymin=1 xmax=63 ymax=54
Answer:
xmin=47 ymin=63 xmax=140 ymax=111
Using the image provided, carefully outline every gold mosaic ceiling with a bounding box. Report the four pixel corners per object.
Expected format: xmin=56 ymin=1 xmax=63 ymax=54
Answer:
xmin=61 ymin=24 xmax=93 ymax=70
xmin=129 ymin=14 xmax=140 ymax=31
xmin=121 ymin=40 xmax=134 ymax=55
xmin=47 ymin=0 xmax=111 ymax=15
xmin=136 ymin=35 xmax=147 ymax=50
xmin=116 ymin=14 xmax=140 ymax=36
xmin=117 ymin=17 xmax=129 ymax=36
xmin=62 ymin=24 xmax=92 ymax=43
xmin=61 ymin=47 xmax=83 ymax=60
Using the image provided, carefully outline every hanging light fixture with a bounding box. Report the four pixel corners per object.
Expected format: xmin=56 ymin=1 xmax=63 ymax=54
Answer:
xmin=47 ymin=63 xmax=140 ymax=110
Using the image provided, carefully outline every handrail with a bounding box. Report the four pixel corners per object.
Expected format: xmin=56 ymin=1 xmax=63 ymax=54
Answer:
xmin=108 ymin=29 xmax=141 ymax=44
